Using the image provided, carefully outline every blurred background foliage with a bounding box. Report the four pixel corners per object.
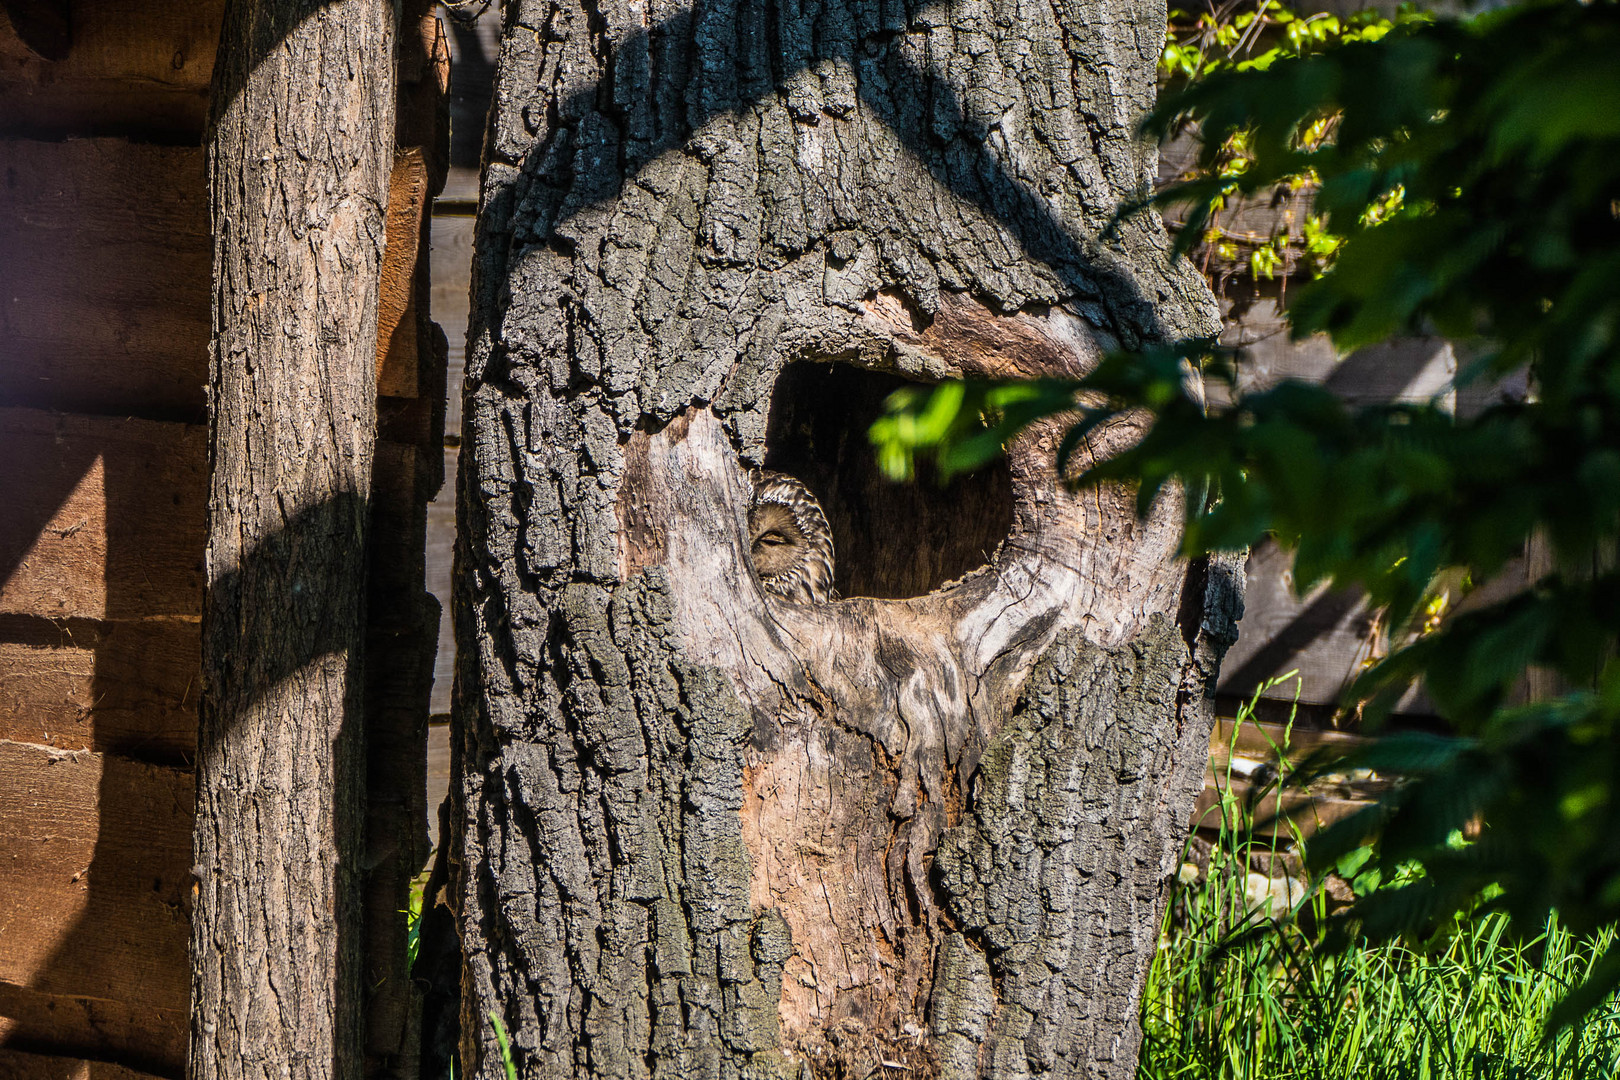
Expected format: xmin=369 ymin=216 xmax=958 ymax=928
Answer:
xmin=870 ymin=0 xmax=1620 ymax=1029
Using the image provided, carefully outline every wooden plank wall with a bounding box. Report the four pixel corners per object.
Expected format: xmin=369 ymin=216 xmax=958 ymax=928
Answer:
xmin=0 ymin=14 xmax=215 ymax=1055
xmin=0 ymin=4 xmax=450 ymax=1077
xmin=1159 ymin=104 xmax=1524 ymax=729
xmin=1204 ymin=284 xmax=1526 ymax=723
xmin=422 ymin=5 xmax=503 ymax=849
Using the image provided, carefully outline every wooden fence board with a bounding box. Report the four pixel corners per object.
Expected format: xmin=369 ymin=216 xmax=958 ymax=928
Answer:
xmin=0 ymin=1 xmax=221 ymax=138
xmin=377 ymin=149 xmax=431 ymax=399
xmin=426 ymin=448 xmax=457 ymax=715
xmin=429 ymin=203 xmax=475 ymax=435
xmin=0 ymin=140 xmax=209 ymax=417
xmin=426 ymin=720 xmax=451 ymax=850
xmin=1216 ymin=538 xmax=1378 ymax=707
xmin=0 ymin=618 xmax=197 ymax=760
xmin=1196 ymin=716 xmax=1379 ymax=839
xmin=0 ymin=986 xmax=184 ymax=1079
xmin=0 ymin=740 xmax=191 ymax=1066
xmin=0 ymin=1047 xmax=169 ymax=1080
xmin=0 ymin=409 xmax=206 ymax=621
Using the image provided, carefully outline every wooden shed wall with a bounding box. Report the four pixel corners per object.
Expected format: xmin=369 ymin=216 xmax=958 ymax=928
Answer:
xmin=0 ymin=3 xmax=450 ymax=1076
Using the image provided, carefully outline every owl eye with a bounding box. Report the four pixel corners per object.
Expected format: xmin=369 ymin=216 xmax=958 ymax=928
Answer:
xmin=756 ymin=531 xmax=788 ymax=546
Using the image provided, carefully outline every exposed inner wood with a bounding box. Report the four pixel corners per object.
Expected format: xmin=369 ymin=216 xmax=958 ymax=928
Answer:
xmin=626 ymin=305 xmax=1186 ymax=1054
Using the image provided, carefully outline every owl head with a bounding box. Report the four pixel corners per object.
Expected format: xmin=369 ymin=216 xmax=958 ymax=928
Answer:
xmin=748 ymin=471 xmax=836 ymax=604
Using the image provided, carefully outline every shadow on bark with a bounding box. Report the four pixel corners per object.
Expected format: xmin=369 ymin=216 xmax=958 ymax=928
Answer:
xmin=469 ymin=2 xmax=1189 ymax=372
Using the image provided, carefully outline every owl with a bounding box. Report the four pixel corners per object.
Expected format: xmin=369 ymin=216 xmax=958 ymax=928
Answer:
xmin=748 ymin=471 xmax=836 ymax=604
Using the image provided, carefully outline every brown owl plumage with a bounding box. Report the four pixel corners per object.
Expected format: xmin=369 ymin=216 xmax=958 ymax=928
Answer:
xmin=748 ymin=471 xmax=836 ymax=604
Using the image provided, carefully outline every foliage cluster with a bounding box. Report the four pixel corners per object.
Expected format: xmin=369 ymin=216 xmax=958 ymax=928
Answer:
xmin=873 ymin=0 xmax=1620 ymax=1026
xmin=1145 ymin=696 xmax=1620 ymax=1080
xmin=1159 ymin=0 xmax=1430 ymax=279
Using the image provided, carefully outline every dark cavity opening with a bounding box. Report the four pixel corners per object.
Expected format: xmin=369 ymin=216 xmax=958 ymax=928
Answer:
xmin=762 ymin=362 xmax=1016 ymax=600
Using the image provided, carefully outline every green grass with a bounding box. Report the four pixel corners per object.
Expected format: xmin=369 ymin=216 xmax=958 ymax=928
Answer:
xmin=1141 ymin=702 xmax=1620 ymax=1080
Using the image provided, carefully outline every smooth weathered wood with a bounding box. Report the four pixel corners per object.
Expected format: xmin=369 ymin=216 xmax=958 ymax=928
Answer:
xmin=0 ymin=140 xmax=210 ymax=418
xmin=425 ymin=720 xmax=451 ymax=848
xmin=0 ymin=0 xmax=70 ymax=60
xmin=0 ymin=408 xmax=206 ymax=621
xmin=436 ymin=5 xmax=497 ymax=175
xmin=377 ymin=148 xmax=430 ymax=399
xmin=426 ymin=165 xmax=474 ymax=721
xmin=0 ymin=617 xmax=198 ymax=761
xmin=434 ymin=2 xmax=1236 ymax=1079
xmin=0 ymin=989 xmax=184 ymax=1080
xmin=194 ymin=3 xmax=395 ymax=1080
xmin=1217 ymin=537 xmax=1378 ymax=707
xmin=0 ymin=740 xmax=191 ymax=1072
xmin=425 ymin=448 xmax=457 ymax=716
xmin=0 ymin=1047 xmax=170 ymax=1080
xmin=0 ymin=1 xmax=221 ymax=138
xmin=1217 ymin=286 xmax=1461 ymax=406
xmin=1206 ymin=285 xmax=1482 ymax=717
xmin=428 ymin=208 xmax=474 ymax=434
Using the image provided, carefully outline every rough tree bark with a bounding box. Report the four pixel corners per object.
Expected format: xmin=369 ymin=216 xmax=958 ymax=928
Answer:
xmin=432 ymin=0 xmax=1240 ymax=1077
xmin=194 ymin=4 xmax=395 ymax=1079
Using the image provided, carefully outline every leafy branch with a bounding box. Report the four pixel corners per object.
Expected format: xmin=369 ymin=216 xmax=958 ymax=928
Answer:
xmin=1159 ymin=1 xmax=1429 ymax=279
xmin=874 ymin=0 xmax=1620 ymax=1029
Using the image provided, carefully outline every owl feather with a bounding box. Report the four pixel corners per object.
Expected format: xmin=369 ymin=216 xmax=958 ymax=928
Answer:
xmin=748 ymin=471 xmax=836 ymax=603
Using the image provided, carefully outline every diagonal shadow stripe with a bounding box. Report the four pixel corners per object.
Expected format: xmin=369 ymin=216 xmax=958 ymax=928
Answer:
xmin=471 ymin=0 xmax=1201 ymax=355
xmin=1218 ymin=586 xmax=1367 ymax=702
xmin=0 ymin=432 xmax=99 ymax=603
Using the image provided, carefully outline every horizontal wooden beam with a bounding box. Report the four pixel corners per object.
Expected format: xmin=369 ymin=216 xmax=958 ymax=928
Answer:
xmin=0 ymin=2 xmax=221 ymax=138
xmin=0 ymin=616 xmax=198 ymax=761
xmin=0 ymin=139 xmax=209 ymax=418
xmin=0 ymin=408 xmax=205 ymax=621
xmin=0 ymin=740 xmax=190 ymax=1071
xmin=0 ymin=1046 xmax=169 ymax=1080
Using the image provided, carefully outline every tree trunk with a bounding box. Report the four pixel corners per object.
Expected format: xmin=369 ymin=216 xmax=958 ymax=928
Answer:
xmin=194 ymin=4 xmax=395 ymax=1080
xmin=434 ymin=1 xmax=1237 ymax=1077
